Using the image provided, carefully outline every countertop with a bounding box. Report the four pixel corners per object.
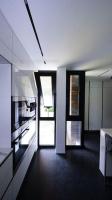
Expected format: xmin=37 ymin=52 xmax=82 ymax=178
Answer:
xmin=0 ymin=148 xmax=13 ymax=167
xmin=101 ymin=128 xmax=112 ymax=137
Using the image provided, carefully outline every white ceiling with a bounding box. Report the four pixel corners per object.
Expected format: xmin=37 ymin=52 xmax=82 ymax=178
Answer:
xmin=0 ymin=0 xmax=112 ymax=76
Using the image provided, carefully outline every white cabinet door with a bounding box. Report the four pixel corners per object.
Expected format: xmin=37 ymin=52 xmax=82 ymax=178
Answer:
xmin=89 ymin=80 xmax=102 ymax=130
xmin=103 ymin=80 xmax=112 ymax=128
xmin=0 ymin=64 xmax=11 ymax=148
xmin=12 ymin=66 xmax=37 ymax=98
xmin=85 ymin=80 xmax=89 ymax=130
xmin=0 ymin=11 xmax=12 ymax=52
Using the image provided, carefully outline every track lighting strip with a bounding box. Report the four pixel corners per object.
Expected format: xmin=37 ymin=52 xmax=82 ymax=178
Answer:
xmin=24 ymin=0 xmax=46 ymax=64
xmin=97 ymin=69 xmax=110 ymax=77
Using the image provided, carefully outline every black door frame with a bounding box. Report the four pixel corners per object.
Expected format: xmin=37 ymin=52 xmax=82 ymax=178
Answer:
xmin=66 ymin=71 xmax=85 ymax=149
xmin=35 ymin=71 xmax=56 ymax=148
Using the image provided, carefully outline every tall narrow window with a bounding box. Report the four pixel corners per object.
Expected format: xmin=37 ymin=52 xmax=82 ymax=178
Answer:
xmin=35 ymin=72 xmax=56 ymax=147
xmin=66 ymin=121 xmax=82 ymax=146
xmin=69 ymin=75 xmax=80 ymax=116
xmin=66 ymin=71 xmax=85 ymax=147
xmin=40 ymin=76 xmax=54 ymax=118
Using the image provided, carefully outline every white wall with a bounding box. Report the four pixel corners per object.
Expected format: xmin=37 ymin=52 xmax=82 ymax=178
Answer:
xmin=85 ymin=78 xmax=112 ymax=131
xmin=103 ymin=80 xmax=112 ymax=128
xmin=0 ymin=64 xmax=11 ymax=147
xmin=85 ymin=80 xmax=89 ymax=130
xmin=56 ymin=67 xmax=66 ymax=154
xmin=89 ymin=80 xmax=102 ymax=130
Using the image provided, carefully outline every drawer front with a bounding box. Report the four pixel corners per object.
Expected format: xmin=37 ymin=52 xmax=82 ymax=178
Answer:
xmin=2 ymin=135 xmax=37 ymax=200
xmin=12 ymin=135 xmax=37 ymax=200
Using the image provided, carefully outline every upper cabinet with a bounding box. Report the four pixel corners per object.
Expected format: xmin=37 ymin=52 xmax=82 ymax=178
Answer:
xmin=0 ymin=10 xmax=33 ymax=67
xmin=0 ymin=63 xmax=11 ymax=148
xmin=0 ymin=11 xmax=12 ymax=51
xmin=89 ymin=80 xmax=102 ymax=130
xmin=0 ymin=63 xmax=37 ymax=148
xmin=103 ymin=80 xmax=112 ymax=128
xmin=12 ymin=66 xmax=37 ymax=98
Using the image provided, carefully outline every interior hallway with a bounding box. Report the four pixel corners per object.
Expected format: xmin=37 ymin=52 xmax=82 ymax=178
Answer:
xmin=17 ymin=133 xmax=112 ymax=200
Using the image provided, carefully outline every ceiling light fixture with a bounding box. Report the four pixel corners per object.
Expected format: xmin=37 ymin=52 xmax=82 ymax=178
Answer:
xmin=24 ymin=0 xmax=46 ymax=64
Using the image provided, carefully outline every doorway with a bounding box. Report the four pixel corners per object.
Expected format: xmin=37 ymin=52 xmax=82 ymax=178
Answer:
xmin=36 ymin=71 xmax=56 ymax=148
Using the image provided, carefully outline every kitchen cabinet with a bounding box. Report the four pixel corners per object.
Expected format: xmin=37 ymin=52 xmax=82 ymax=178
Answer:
xmin=0 ymin=63 xmax=37 ymax=199
xmin=0 ymin=149 xmax=13 ymax=199
xmin=12 ymin=66 xmax=37 ymax=98
xmin=0 ymin=64 xmax=11 ymax=148
xmin=99 ymin=129 xmax=112 ymax=177
xmin=2 ymin=135 xmax=37 ymax=200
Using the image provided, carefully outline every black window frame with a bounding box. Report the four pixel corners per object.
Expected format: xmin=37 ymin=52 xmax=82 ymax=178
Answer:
xmin=35 ymin=71 xmax=56 ymax=148
xmin=66 ymin=71 xmax=85 ymax=148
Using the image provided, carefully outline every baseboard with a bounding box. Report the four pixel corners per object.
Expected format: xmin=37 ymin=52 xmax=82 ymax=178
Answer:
xmin=84 ymin=130 xmax=100 ymax=134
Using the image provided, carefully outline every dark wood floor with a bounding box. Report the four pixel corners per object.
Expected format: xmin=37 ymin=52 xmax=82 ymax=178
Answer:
xmin=17 ymin=133 xmax=112 ymax=200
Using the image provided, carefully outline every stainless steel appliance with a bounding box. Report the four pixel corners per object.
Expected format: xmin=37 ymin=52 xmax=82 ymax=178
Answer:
xmin=11 ymin=96 xmax=36 ymax=171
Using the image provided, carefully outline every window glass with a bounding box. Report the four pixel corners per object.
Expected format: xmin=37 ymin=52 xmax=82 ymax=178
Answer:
xmin=40 ymin=76 xmax=54 ymax=117
xmin=69 ymin=75 xmax=79 ymax=116
xmin=66 ymin=121 xmax=81 ymax=146
xmin=39 ymin=121 xmax=55 ymax=145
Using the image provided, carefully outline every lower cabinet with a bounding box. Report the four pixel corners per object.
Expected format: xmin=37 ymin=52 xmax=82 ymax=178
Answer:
xmin=0 ymin=153 xmax=13 ymax=200
xmin=99 ymin=129 xmax=112 ymax=177
xmin=2 ymin=135 xmax=37 ymax=200
xmin=2 ymin=185 xmax=12 ymax=200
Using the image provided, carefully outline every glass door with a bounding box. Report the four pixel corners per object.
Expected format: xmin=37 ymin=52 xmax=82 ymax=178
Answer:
xmin=37 ymin=72 xmax=56 ymax=147
xmin=66 ymin=71 xmax=85 ymax=147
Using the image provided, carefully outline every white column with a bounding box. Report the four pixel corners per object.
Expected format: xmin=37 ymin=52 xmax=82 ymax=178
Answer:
xmin=56 ymin=67 xmax=66 ymax=154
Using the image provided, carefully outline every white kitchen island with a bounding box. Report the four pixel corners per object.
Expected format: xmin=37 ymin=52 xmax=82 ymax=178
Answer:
xmin=99 ymin=129 xmax=112 ymax=177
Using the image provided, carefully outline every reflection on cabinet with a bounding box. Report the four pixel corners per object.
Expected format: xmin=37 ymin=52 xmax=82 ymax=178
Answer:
xmin=0 ymin=9 xmax=33 ymax=67
xmin=2 ymin=135 xmax=37 ymax=200
xmin=0 ymin=62 xmax=37 ymax=199
xmin=0 ymin=64 xmax=11 ymax=148
xmin=0 ymin=152 xmax=13 ymax=200
xmin=12 ymin=66 xmax=37 ymax=98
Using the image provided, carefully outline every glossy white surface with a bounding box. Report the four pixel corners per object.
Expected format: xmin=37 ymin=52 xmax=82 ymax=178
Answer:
xmin=12 ymin=66 xmax=37 ymax=98
xmin=0 ymin=148 xmax=12 ymax=165
xmin=99 ymin=129 xmax=112 ymax=176
xmin=0 ymin=64 xmax=11 ymax=148
xmin=3 ymin=134 xmax=37 ymax=200
xmin=101 ymin=129 xmax=112 ymax=137
xmin=99 ymin=129 xmax=106 ymax=176
xmin=0 ymin=152 xmax=13 ymax=199
xmin=0 ymin=9 xmax=33 ymax=68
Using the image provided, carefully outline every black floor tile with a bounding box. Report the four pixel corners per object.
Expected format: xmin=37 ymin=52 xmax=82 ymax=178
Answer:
xmin=17 ymin=133 xmax=112 ymax=200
